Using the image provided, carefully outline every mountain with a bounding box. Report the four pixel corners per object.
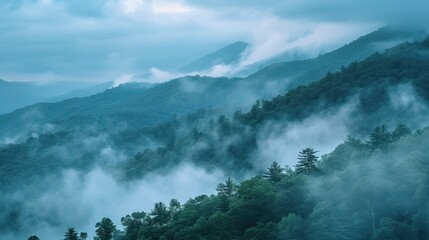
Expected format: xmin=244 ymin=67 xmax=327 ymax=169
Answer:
xmin=2 ymin=34 xmax=429 ymax=240
xmin=2 ymin=36 xmax=429 ymax=186
xmin=117 ymin=37 xmax=429 ymax=179
xmin=242 ymin=27 xmax=423 ymax=85
xmin=0 ymin=28 xmax=418 ymax=142
xmin=178 ymin=41 xmax=248 ymax=73
xmin=0 ymin=79 xmax=101 ymax=114
xmin=68 ymin=125 xmax=429 ymax=240
xmin=0 ymin=28 xmax=422 ymax=144
xmin=46 ymin=81 xmax=115 ymax=102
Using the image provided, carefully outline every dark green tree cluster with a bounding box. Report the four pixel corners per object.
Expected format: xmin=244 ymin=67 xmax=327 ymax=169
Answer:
xmin=366 ymin=123 xmax=412 ymax=152
xmin=32 ymin=123 xmax=429 ymax=240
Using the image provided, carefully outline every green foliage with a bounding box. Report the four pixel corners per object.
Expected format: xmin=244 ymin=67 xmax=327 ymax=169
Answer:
xmin=95 ymin=217 xmax=116 ymax=240
xmin=40 ymin=123 xmax=429 ymax=240
xmin=277 ymin=214 xmax=306 ymax=240
xmin=79 ymin=232 xmax=88 ymax=240
xmin=392 ymin=123 xmax=412 ymax=141
xmin=63 ymin=227 xmax=79 ymax=240
xmin=295 ymin=148 xmax=319 ymax=175
xmin=216 ymin=177 xmax=238 ymax=197
xmin=150 ymin=202 xmax=170 ymax=227
xmin=121 ymin=212 xmax=146 ymax=240
xmin=367 ymin=124 xmax=392 ymax=152
xmin=28 ymin=236 xmax=40 ymax=240
xmin=263 ymin=161 xmax=285 ymax=183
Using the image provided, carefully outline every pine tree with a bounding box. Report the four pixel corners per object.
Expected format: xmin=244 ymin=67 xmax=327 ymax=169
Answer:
xmin=150 ymin=202 xmax=170 ymax=226
xmin=95 ymin=217 xmax=116 ymax=240
xmin=216 ymin=177 xmax=238 ymax=197
xmin=392 ymin=123 xmax=411 ymax=141
xmin=263 ymin=161 xmax=285 ymax=183
xmin=63 ymin=227 xmax=79 ymax=240
xmin=367 ymin=124 xmax=392 ymax=152
xmin=79 ymin=232 xmax=88 ymax=240
xmin=169 ymin=199 xmax=181 ymax=221
xmin=295 ymin=147 xmax=319 ymax=175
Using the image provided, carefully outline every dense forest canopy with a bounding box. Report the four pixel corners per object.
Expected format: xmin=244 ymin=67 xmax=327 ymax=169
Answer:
xmin=35 ymin=123 xmax=429 ymax=240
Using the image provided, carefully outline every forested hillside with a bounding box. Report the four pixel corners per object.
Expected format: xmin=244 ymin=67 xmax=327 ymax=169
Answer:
xmin=41 ymin=123 xmax=429 ymax=240
xmin=2 ymin=33 xmax=429 ymax=240
xmin=0 ymin=28 xmax=415 ymax=143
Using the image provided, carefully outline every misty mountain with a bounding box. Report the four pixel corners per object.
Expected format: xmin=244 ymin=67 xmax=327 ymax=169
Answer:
xmin=72 ymin=124 xmax=429 ymax=240
xmin=244 ymin=27 xmax=423 ymax=87
xmin=116 ymin=36 xmax=429 ymax=179
xmin=2 ymin=36 xmax=429 ymax=189
xmin=178 ymin=41 xmax=249 ymax=73
xmin=0 ymin=28 xmax=416 ymax=142
xmin=1 ymin=34 xmax=429 ymax=239
xmin=46 ymin=81 xmax=116 ymax=102
xmin=0 ymin=79 xmax=100 ymax=114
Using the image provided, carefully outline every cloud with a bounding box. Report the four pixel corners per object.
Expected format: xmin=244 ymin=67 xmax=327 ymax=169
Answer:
xmin=152 ymin=1 xmax=193 ymax=14
xmin=255 ymin=101 xmax=355 ymax=169
xmin=113 ymin=74 xmax=134 ymax=87
xmin=2 ymin=164 xmax=225 ymax=240
xmin=121 ymin=0 xmax=145 ymax=14
xmin=147 ymin=67 xmax=175 ymax=83
xmin=0 ymin=0 xmax=386 ymax=83
xmin=184 ymin=0 xmax=429 ymax=27
xmin=238 ymin=19 xmax=374 ymax=67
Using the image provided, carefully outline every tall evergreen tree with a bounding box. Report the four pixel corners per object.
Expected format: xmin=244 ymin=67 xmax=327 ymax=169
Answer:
xmin=295 ymin=148 xmax=319 ymax=175
xmin=150 ymin=202 xmax=170 ymax=226
xmin=95 ymin=217 xmax=116 ymax=240
xmin=121 ymin=212 xmax=146 ymax=240
xmin=63 ymin=227 xmax=79 ymax=240
xmin=216 ymin=177 xmax=238 ymax=212
xmin=169 ymin=199 xmax=181 ymax=221
xmin=392 ymin=123 xmax=412 ymax=141
xmin=79 ymin=232 xmax=88 ymax=240
xmin=216 ymin=177 xmax=238 ymax=197
xmin=263 ymin=161 xmax=285 ymax=183
xmin=367 ymin=124 xmax=392 ymax=152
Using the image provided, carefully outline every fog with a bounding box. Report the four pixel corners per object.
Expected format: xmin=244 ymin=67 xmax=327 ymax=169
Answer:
xmin=0 ymin=164 xmax=225 ymax=240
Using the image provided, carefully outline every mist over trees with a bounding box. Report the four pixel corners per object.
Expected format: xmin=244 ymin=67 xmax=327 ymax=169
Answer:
xmin=3 ymin=32 xmax=429 ymax=240
xmin=36 ymin=123 xmax=429 ymax=240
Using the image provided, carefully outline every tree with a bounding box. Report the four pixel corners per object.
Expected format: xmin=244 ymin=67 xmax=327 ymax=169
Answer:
xmin=95 ymin=217 xmax=116 ymax=240
xmin=392 ymin=123 xmax=411 ymax=141
xmin=216 ymin=176 xmax=238 ymax=197
xmin=63 ymin=227 xmax=79 ymax=240
xmin=150 ymin=202 xmax=170 ymax=226
xmin=263 ymin=161 xmax=285 ymax=183
xmin=121 ymin=211 xmax=146 ymax=240
xmin=79 ymin=232 xmax=88 ymax=240
xmin=295 ymin=148 xmax=319 ymax=175
xmin=28 ymin=236 xmax=40 ymax=240
xmin=169 ymin=199 xmax=181 ymax=221
xmin=367 ymin=124 xmax=392 ymax=152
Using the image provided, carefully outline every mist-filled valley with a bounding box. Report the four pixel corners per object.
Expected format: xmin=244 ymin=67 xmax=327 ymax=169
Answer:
xmin=1 ymin=1 xmax=429 ymax=239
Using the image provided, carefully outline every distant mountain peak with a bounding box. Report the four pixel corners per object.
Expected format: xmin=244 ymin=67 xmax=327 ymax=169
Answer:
xmin=178 ymin=41 xmax=248 ymax=73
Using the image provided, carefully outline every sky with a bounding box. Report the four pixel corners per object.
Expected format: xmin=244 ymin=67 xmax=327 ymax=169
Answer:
xmin=0 ymin=0 xmax=427 ymax=83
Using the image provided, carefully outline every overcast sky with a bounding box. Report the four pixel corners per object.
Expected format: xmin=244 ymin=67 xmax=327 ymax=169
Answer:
xmin=0 ymin=0 xmax=426 ymax=83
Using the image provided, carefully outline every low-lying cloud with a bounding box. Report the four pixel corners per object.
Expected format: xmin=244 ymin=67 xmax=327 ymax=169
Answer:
xmin=1 ymin=164 xmax=225 ymax=240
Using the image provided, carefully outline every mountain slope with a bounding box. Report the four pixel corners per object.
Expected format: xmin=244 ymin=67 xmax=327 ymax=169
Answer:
xmin=118 ymin=37 xmax=429 ymax=179
xmin=2 ymin=36 xmax=429 ymax=239
xmin=2 ymin=36 xmax=428 ymax=188
xmin=0 ymin=28 xmax=420 ymax=142
xmin=0 ymin=80 xmax=98 ymax=114
xmin=46 ymin=81 xmax=115 ymax=102
xmin=244 ymin=27 xmax=422 ymax=88
xmin=178 ymin=41 xmax=248 ymax=73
